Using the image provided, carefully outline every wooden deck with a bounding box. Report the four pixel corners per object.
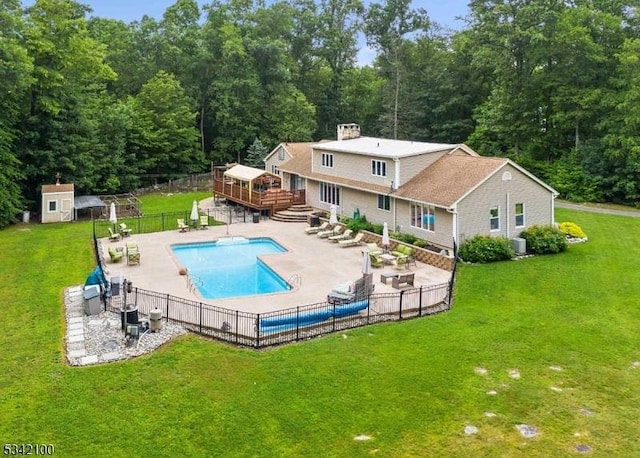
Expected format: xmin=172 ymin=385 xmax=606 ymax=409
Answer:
xmin=213 ymin=178 xmax=306 ymax=214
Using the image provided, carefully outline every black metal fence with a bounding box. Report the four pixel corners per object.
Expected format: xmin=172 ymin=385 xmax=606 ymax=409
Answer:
xmin=105 ymin=282 xmax=452 ymax=348
xmin=93 ymin=206 xmax=254 ymax=239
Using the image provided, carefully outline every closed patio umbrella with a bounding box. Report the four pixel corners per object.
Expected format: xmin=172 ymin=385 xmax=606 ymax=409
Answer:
xmin=190 ymin=200 xmax=199 ymax=224
xmin=109 ymin=202 xmax=117 ymax=231
xmin=382 ymin=222 xmax=390 ymax=252
xmin=361 ymin=250 xmax=372 ymax=276
xmin=329 ymin=204 xmax=338 ymax=225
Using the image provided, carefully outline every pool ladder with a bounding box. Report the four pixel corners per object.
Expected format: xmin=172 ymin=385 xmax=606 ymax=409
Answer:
xmin=287 ymin=273 xmax=302 ymax=287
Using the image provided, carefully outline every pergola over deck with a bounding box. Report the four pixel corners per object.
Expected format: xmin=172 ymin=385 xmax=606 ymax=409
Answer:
xmin=213 ymin=164 xmax=305 ymax=215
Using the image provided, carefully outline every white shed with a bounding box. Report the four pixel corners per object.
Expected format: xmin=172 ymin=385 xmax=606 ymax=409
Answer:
xmin=41 ymin=183 xmax=75 ymax=223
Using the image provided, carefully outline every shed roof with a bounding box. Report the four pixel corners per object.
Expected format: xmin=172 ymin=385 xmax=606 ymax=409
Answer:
xmin=42 ymin=183 xmax=74 ymax=193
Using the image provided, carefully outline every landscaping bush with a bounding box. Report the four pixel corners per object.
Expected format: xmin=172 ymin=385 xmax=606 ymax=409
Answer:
xmin=413 ymin=239 xmax=427 ymax=248
xmin=458 ymin=235 xmax=514 ymax=263
xmin=371 ymin=223 xmax=383 ymax=235
xmin=558 ymin=221 xmax=587 ymax=239
xmin=519 ymin=225 xmax=568 ymax=254
xmin=345 ymin=215 xmax=374 ymax=233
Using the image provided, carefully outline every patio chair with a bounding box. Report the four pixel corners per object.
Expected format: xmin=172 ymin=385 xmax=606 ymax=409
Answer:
xmin=126 ymin=241 xmax=140 ymax=265
xmin=318 ymin=225 xmax=343 ymax=239
xmin=108 ymin=228 xmax=121 ymax=242
xmin=328 ymin=229 xmax=353 ymax=242
xmin=365 ymin=242 xmax=383 ymax=256
xmin=305 ymin=221 xmax=329 ymax=234
xmin=327 ymin=274 xmax=374 ymax=304
xmin=108 ymin=246 xmax=123 ymax=263
xmin=119 ymin=223 xmax=132 ymax=237
xmin=369 ymin=252 xmax=383 ymax=268
xmin=199 ymin=215 xmax=209 ymax=229
xmin=177 ymin=219 xmax=189 ymax=232
xmin=338 ymin=232 xmax=365 ymax=247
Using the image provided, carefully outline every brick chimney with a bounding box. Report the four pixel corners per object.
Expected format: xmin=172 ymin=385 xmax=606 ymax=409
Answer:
xmin=337 ymin=123 xmax=360 ymax=141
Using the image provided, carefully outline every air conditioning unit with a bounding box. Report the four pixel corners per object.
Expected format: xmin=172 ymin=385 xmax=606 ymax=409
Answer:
xmin=511 ymin=237 xmax=526 ymax=255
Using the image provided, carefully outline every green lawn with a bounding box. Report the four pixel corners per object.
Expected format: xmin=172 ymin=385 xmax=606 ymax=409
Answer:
xmin=1 ymin=198 xmax=639 ymax=457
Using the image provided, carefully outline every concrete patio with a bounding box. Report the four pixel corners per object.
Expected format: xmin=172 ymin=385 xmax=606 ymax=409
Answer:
xmin=100 ymin=213 xmax=451 ymax=315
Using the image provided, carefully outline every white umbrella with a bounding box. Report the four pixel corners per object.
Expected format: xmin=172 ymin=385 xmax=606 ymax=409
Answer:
xmin=361 ymin=250 xmax=372 ymax=276
xmin=109 ymin=202 xmax=117 ymax=230
xmin=190 ymin=200 xmax=199 ymax=222
xmin=382 ymin=222 xmax=390 ymax=251
xmin=329 ymin=204 xmax=338 ymax=225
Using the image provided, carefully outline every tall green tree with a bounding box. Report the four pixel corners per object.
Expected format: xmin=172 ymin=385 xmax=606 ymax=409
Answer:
xmin=244 ymin=138 xmax=269 ymax=168
xmin=19 ymin=0 xmax=116 ymax=201
xmin=131 ymin=71 xmax=204 ymax=183
xmin=0 ymin=0 xmax=32 ymax=224
xmin=365 ymin=0 xmax=429 ymax=139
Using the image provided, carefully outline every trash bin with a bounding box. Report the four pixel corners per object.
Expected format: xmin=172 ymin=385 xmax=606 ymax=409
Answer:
xmin=22 ymin=211 xmax=30 ymax=223
xmin=83 ymin=285 xmax=102 ymax=316
xmin=149 ymin=307 xmax=163 ymax=332
xmin=253 ymin=212 xmax=260 ymax=223
xmin=309 ymin=215 xmax=320 ymax=227
xmin=110 ymin=275 xmax=123 ymax=296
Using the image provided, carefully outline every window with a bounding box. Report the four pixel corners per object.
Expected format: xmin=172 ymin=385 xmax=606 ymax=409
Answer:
xmin=48 ymin=200 xmax=57 ymax=212
xmin=278 ymin=148 xmax=285 ymax=161
xmin=490 ymin=206 xmax=500 ymax=231
xmin=377 ymin=194 xmax=390 ymax=211
xmin=410 ymin=202 xmax=435 ymax=232
xmin=371 ymin=160 xmax=387 ymax=177
xmin=515 ymin=203 xmax=524 ymax=227
xmin=319 ymin=182 xmax=340 ymax=205
xmin=321 ymin=153 xmax=334 ymax=168
xmin=271 ymin=165 xmax=280 ymax=175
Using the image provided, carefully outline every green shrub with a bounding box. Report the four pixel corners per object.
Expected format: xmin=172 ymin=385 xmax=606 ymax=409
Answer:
xmin=558 ymin=221 xmax=587 ymax=239
xmin=519 ymin=225 xmax=567 ymax=254
xmin=345 ymin=215 xmax=373 ymax=233
xmin=413 ymin=239 xmax=427 ymax=248
xmin=371 ymin=224 xmax=383 ymax=235
xmin=458 ymin=235 xmax=514 ymax=263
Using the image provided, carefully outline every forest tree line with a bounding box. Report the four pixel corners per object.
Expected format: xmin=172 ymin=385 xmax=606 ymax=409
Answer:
xmin=1 ymin=0 xmax=640 ymax=226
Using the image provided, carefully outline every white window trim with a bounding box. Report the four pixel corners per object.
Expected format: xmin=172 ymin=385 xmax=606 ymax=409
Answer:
xmin=371 ymin=159 xmax=387 ymax=177
xmin=319 ymin=182 xmax=340 ymax=205
xmin=321 ymin=153 xmax=334 ymax=168
xmin=410 ymin=202 xmax=435 ymax=232
xmin=47 ymin=200 xmax=58 ymax=213
xmin=515 ymin=203 xmax=525 ymax=228
xmin=490 ymin=206 xmax=500 ymax=232
xmin=377 ymin=194 xmax=391 ymax=212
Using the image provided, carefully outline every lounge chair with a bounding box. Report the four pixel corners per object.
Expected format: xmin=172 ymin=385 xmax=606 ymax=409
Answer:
xmin=126 ymin=241 xmax=140 ymax=265
xmin=177 ymin=219 xmax=189 ymax=232
xmin=328 ymin=229 xmax=353 ymax=242
xmin=338 ymin=232 xmax=365 ymax=247
xmin=305 ymin=221 xmax=329 ymax=234
xmin=199 ymin=215 xmax=209 ymax=229
xmin=365 ymin=242 xmax=383 ymax=256
xmin=108 ymin=228 xmax=121 ymax=242
xmin=119 ymin=223 xmax=132 ymax=237
xmin=108 ymin=246 xmax=123 ymax=263
xmin=318 ymin=225 xmax=343 ymax=239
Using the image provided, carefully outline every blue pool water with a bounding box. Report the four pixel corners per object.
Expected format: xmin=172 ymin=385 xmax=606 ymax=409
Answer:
xmin=171 ymin=237 xmax=290 ymax=299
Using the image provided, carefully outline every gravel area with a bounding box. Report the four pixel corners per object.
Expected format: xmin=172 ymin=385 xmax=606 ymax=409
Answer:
xmin=65 ymin=285 xmax=188 ymax=366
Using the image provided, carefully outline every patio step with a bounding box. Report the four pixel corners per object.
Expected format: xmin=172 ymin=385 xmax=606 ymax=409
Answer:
xmin=271 ymin=207 xmax=315 ymax=223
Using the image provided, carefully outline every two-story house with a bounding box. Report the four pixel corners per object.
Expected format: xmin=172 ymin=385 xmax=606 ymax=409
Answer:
xmin=264 ymin=124 xmax=558 ymax=251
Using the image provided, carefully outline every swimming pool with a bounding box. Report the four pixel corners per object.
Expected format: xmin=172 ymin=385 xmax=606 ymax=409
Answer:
xmin=171 ymin=237 xmax=291 ymax=299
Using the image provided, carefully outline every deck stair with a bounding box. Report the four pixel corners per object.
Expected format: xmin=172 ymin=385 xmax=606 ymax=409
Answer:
xmin=271 ymin=205 xmax=316 ymax=223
